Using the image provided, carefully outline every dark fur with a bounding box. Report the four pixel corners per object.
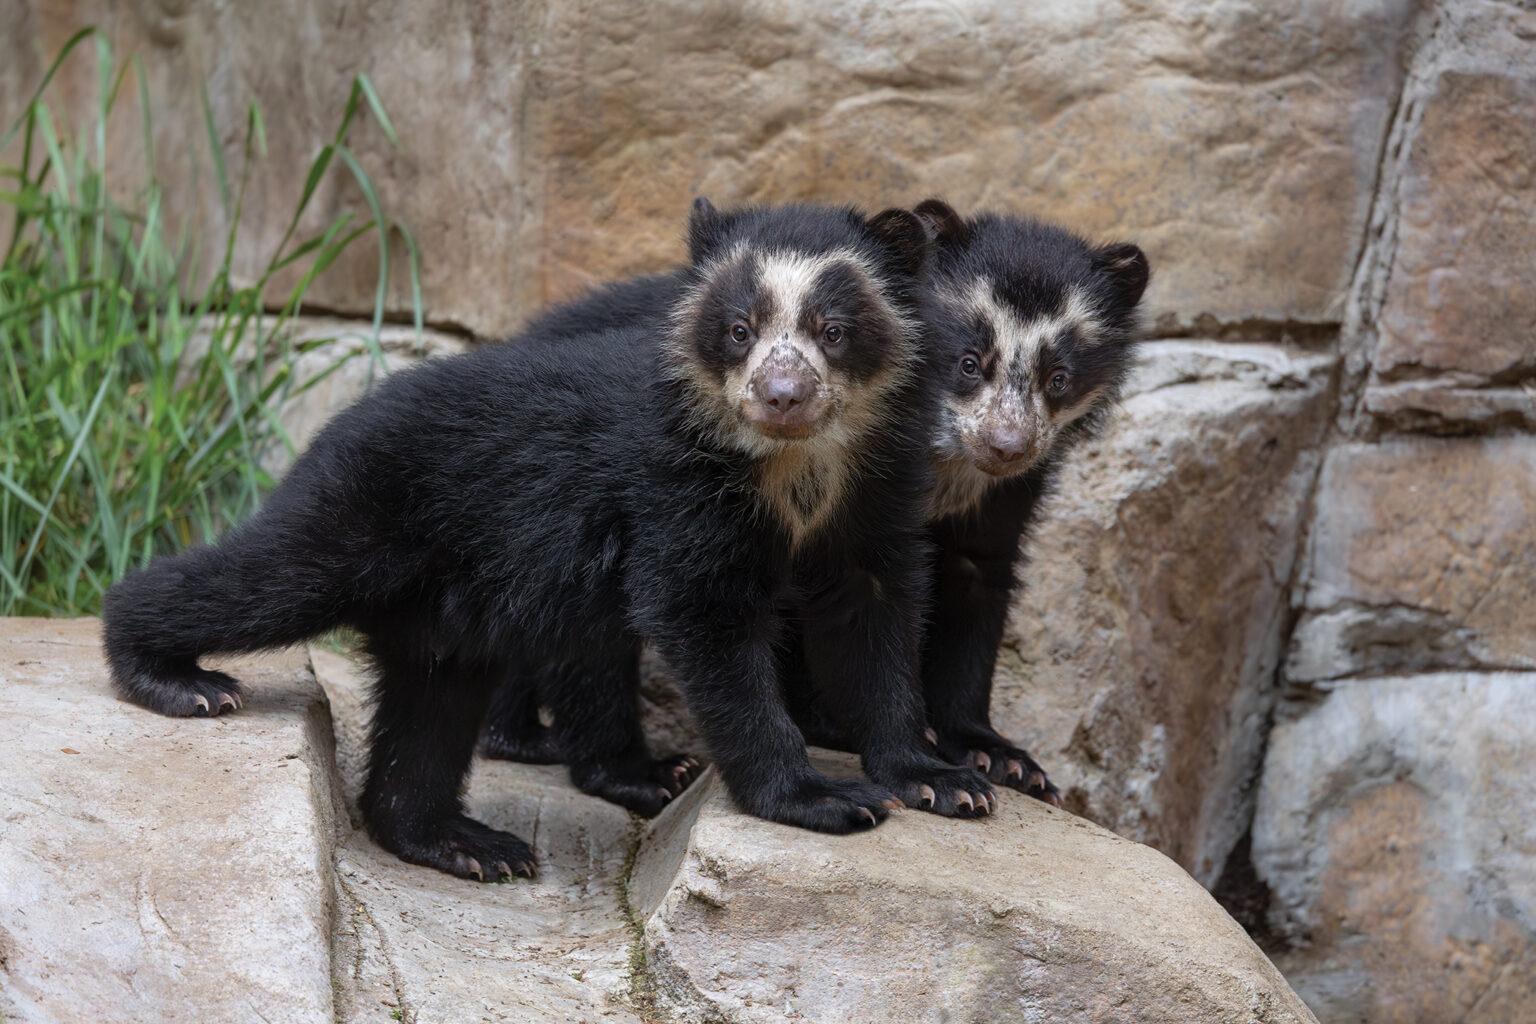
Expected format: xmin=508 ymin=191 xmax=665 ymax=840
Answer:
xmin=904 ymin=201 xmax=1149 ymax=800
xmin=488 ymin=201 xmax=1150 ymax=810
xmin=102 ymin=201 xmax=992 ymax=882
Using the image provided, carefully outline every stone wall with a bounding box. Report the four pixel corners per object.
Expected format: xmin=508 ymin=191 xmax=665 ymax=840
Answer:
xmin=5 ymin=2 xmax=1533 ymax=1021
xmin=1250 ymin=3 xmax=1536 ymax=1020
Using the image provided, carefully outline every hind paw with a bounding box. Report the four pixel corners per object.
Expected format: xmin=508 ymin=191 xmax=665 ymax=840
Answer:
xmin=378 ymin=814 xmax=537 ymax=883
xmin=481 ymin=722 xmax=564 ymax=765
xmin=572 ymin=753 xmax=704 ymax=816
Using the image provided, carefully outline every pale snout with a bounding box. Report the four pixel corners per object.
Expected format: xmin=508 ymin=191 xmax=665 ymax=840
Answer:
xmin=744 ymin=350 xmax=827 ymax=439
xmin=971 ymin=418 xmax=1043 ymax=477
xmin=986 ymin=426 xmax=1033 ymax=465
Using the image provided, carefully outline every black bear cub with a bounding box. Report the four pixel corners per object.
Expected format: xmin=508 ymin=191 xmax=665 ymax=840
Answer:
xmin=484 ymin=200 xmax=1150 ymax=811
xmin=894 ymin=199 xmax=1149 ymax=804
xmin=103 ymin=200 xmax=993 ymax=882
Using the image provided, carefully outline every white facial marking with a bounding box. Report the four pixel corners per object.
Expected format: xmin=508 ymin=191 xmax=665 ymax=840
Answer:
xmin=746 ymin=251 xmax=875 ymax=546
xmin=758 ymin=440 xmax=850 ymax=550
xmin=934 ymin=281 xmax=1108 ymax=513
xmin=1051 ymin=384 xmax=1107 ymax=431
xmin=664 ymin=244 xmax=920 ymax=547
xmin=960 ymin=279 xmax=1104 ymax=377
xmin=722 ymin=251 xmax=841 ymax=410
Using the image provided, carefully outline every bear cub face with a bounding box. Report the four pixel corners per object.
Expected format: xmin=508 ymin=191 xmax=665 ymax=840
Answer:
xmin=666 ymin=199 xmax=927 ymax=459
xmin=914 ymin=199 xmax=1150 ymax=517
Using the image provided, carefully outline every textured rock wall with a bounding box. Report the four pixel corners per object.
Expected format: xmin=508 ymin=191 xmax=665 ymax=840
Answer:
xmin=997 ymin=341 xmax=1334 ymax=885
xmin=5 ymin=3 xmax=1533 ymax=1021
xmin=3 ymin=0 xmax=1415 ymax=336
xmin=1251 ymin=3 xmax=1536 ymax=1022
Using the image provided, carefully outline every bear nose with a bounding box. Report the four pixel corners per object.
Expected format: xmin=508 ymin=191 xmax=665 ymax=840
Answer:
xmin=987 ymin=427 xmax=1031 ymax=464
xmin=762 ymin=372 xmax=812 ymax=412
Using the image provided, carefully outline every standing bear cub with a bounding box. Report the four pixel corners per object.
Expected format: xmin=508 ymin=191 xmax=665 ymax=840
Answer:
xmin=102 ymin=200 xmax=994 ymax=882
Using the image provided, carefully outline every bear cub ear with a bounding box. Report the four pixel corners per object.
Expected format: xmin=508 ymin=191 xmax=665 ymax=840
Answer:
xmin=687 ymin=196 xmax=730 ymax=266
xmin=866 ymin=208 xmax=930 ymax=279
xmin=1092 ymin=242 xmax=1150 ymax=310
xmin=912 ymin=198 xmax=969 ymax=247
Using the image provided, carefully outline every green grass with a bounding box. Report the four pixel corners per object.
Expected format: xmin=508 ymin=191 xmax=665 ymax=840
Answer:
xmin=0 ymin=29 xmax=421 ymax=617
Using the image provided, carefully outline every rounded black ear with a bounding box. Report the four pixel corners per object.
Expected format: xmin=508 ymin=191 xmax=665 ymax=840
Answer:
xmin=1092 ymin=242 xmax=1150 ymax=310
xmin=912 ymin=198 xmax=968 ymax=247
xmin=687 ymin=196 xmax=728 ymax=265
xmin=867 ymin=208 xmax=929 ymax=278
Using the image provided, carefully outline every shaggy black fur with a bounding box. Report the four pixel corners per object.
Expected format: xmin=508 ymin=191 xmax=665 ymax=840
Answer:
xmin=900 ymin=200 xmax=1149 ymax=803
xmin=102 ymin=200 xmax=993 ymax=882
xmin=486 ymin=200 xmax=1150 ymax=812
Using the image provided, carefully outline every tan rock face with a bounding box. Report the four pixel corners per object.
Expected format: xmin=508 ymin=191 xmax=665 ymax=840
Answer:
xmin=6 ymin=0 xmax=1414 ymax=335
xmin=633 ymin=751 xmax=1319 ymax=1024
xmin=0 ymin=619 xmax=339 ymax=1024
xmin=5 ymin=0 xmax=544 ymax=336
xmin=1287 ymin=438 xmax=1536 ymax=682
xmin=996 ymin=341 xmax=1335 ymax=885
xmin=530 ymin=0 xmax=1412 ymax=331
xmin=1252 ymin=673 xmax=1536 ymax=1024
xmin=1367 ymin=69 xmax=1536 ymax=431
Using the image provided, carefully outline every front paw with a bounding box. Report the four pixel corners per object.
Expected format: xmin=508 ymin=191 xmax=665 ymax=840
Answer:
xmin=868 ymin=754 xmax=996 ymax=818
xmin=757 ymin=774 xmax=901 ymax=834
xmin=936 ymin=729 xmax=1062 ymax=808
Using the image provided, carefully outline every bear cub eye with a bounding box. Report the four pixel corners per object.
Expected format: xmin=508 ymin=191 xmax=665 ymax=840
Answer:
xmin=730 ymin=322 xmax=752 ymax=345
xmin=821 ymin=323 xmax=845 ymax=346
xmin=1048 ymin=369 xmax=1071 ymax=394
xmin=959 ymin=353 xmax=981 ymax=378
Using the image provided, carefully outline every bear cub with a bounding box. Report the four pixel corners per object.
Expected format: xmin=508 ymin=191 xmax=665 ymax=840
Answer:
xmin=102 ymin=200 xmax=994 ymax=882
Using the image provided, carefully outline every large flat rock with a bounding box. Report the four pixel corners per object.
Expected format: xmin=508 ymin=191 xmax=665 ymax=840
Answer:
xmin=1253 ymin=672 xmax=1536 ymax=1023
xmin=0 ymin=618 xmax=339 ymax=1024
xmin=631 ymin=752 xmax=1318 ymax=1024
xmin=1 ymin=629 xmax=1313 ymax=1022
